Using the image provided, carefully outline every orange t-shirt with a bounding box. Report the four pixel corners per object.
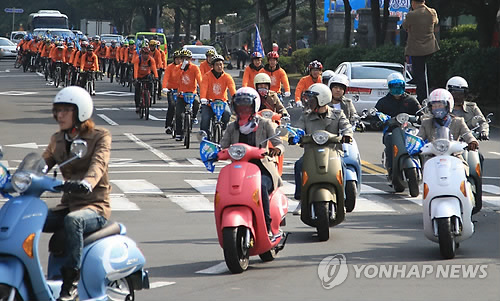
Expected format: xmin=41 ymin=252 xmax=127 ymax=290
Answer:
xmin=294 ymin=75 xmax=322 ymax=102
xmin=134 ymin=56 xmax=158 ymax=79
xmin=162 ymin=62 xmax=181 ymax=90
xmin=178 ymin=63 xmax=202 ymax=94
xmin=260 ymin=65 xmax=290 ymax=94
xmin=200 ymin=71 xmax=236 ymax=102
xmin=199 ymin=60 xmax=212 ymax=76
xmin=80 ymin=53 xmax=99 ymax=71
xmin=242 ymin=65 xmax=264 ymax=87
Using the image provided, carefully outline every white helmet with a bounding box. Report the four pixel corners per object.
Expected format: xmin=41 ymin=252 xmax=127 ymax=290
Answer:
xmin=253 ymin=73 xmax=271 ymax=88
xmin=233 ymin=87 xmax=261 ymax=115
xmin=446 ymin=76 xmax=468 ymax=91
xmin=428 ymin=88 xmax=454 ymax=119
xmin=328 ymin=73 xmax=349 ymax=89
xmin=304 ymin=83 xmax=332 ymax=107
xmin=53 ymin=86 xmax=93 ymax=123
xmin=321 ymin=70 xmax=335 ymax=85
xmin=387 ymin=72 xmax=405 ymax=84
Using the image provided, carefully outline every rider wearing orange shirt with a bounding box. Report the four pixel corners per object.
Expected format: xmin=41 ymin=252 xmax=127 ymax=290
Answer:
xmin=174 ymin=49 xmax=202 ymax=141
xmin=260 ymin=51 xmax=291 ymax=97
xmin=242 ymin=51 xmax=264 ymax=87
xmin=149 ymin=40 xmax=165 ymax=100
xmin=79 ymin=45 xmax=99 ymax=95
xmin=95 ymin=41 xmax=108 ymax=74
xmin=133 ymin=47 xmax=158 ymax=113
xmin=162 ymin=50 xmax=182 ymax=134
xmin=294 ymin=60 xmax=323 ymax=106
xmin=199 ymin=55 xmax=236 ymax=140
xmin=199 ymin=49 xmax=215 ymax=75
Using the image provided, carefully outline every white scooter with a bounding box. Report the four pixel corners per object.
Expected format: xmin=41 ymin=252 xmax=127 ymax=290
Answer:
xmin=421 ymin=127 xmax=475 ymax=259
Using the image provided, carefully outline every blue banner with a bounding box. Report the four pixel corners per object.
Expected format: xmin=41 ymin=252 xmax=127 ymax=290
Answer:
xmin=200 ymin=139 xmax=220 ymax=173
xmin=253 ymin=24 xmax=265 ymax=57
xmin=405 ymin=132 xmax=425 ymax=155
xmin=211 ymin=101 xmax=227 ymax=122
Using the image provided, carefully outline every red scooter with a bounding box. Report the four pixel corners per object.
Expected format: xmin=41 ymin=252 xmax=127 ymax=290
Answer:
xmin=213 ymin=132 xmax=289 ymax=274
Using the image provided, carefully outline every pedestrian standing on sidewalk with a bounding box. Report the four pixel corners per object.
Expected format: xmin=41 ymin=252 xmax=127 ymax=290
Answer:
xmin=402 ymin=0 xmax=440 ymax=103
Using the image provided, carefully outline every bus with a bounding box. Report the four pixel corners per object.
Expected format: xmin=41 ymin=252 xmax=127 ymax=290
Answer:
xmin=28 ymin=10 xmax=69 ymax=30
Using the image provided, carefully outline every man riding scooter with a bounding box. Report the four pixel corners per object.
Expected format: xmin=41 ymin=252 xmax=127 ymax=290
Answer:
xmin=375 ymin=73 xmax=421 ymax=180
xmin=220 ymin=87 xmax=285 ymax=237
xmin=291 ymin=83 xmax=352 ymax=215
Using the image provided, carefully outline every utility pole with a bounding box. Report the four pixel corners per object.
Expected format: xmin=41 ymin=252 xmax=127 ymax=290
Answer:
xmin=291 ymin=0 xmax=296 ymax=51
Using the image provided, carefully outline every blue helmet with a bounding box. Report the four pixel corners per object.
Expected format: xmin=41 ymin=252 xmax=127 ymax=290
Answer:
xmin=387 ymin=73 xmax=405 ymax=96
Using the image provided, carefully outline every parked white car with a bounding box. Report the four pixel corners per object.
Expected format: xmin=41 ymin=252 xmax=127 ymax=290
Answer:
xmin=334 ymin=61 xmax=417 ymax=113
xmin=0 ymin=38 xmax=17 ymax=59
xmin=10 ymin=31 xmax=27 ymax=44
xmin=182 ymin=45 xmax=217 ymax=65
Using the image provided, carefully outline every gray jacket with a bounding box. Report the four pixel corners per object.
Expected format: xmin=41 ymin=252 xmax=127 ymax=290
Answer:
xmin=417 ymin=116 xmax=477 ymax=144
xmin=452 ymin=102 xmax=489 ymax=135
xmin=296 ymin=106 xmax=353 ymax=137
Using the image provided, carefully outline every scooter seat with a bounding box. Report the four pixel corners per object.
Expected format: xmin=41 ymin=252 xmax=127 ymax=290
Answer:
xmin=49 ymin=222 xmax=121 ymax=257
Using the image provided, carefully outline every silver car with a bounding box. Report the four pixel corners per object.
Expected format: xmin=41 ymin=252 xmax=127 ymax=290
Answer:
xmin=334 ymin=61 xmax=417 ymax=113
xmin=0 ymin=38 xmax=18 ymax=59
xmin=182 ymin=45 xmax=217 ymax=66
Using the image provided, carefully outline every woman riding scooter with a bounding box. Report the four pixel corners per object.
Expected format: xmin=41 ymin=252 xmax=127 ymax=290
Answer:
xmin=220 ymin=87 xmax=285 ymax=237
xmin=291 ymin=83 xmax=353 ymax=215
xmin=42 ymin=86 xmax=111 ymax=301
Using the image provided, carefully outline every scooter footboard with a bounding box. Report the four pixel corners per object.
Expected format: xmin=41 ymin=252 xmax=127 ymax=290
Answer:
xmin=0 ymin=256 xmax=30 ymax=300
xmin=220 ymin=207 xmax=255 ymax=242
xmin=430 ymin=197 xmax=461 ymax=219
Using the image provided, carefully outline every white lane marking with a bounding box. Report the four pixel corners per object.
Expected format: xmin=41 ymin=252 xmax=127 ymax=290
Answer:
xmin=110 ymin=194 xmax=140 ymax=211
xmin=97 ymin=114 xmax=119 ymax=126
xmin=149 ymin=281 xmax=176 ymax=288
xmin=288 ymin=199 xmax=299 ymax=212
xmin=36 ymin=72 xmax=44 ymax=77
xmin=185 ymin=179 xmax=217 ymax=194
xmin=111 ymin=179 xmax=164 ymax=195
xmin=5 ymin=142 xmax=39 ymax=149
xmin=489 ymin=152 xmax=500 ymax=156
xmin=483 ymin=184 xmax=500 ymax=195
xmin=167 ymin=194 xmax=214 ymax=212
xmin=123 ymin=133 xmax=179 ymax=166
xmin=483 ymin=196 xmax=500 ymax=208
xmin=97 ymin=107 xmax=167 ymax=111
xmin=280 ymin=181 xmax=296 ymax=195
xmin=195 ymin=262 xmax=229 ymax=274
xmin=0 ymin=160 xmax=9 ymax=168
xmin=354 ymin=196 xmax=396 ymax=212
xmin=148 ymin=114 xmax=165 ymax=121
xmin=360 ymin=184 xmax=389 ymax=194
xmin=95 ymin=91 xmax=134 ymax=97
xmin=96 ymin=108 xmax=120 ymax=111
xmin=187 ymin=158 xmax=206 ymax=167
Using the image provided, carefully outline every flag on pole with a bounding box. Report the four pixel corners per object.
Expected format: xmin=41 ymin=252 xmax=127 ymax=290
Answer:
xmin=253 ymin=24 xmax=265 ymax=57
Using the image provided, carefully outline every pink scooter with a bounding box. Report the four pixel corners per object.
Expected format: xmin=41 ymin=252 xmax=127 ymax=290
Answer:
xmin=214 ymin=139 xmax=289 ymax=274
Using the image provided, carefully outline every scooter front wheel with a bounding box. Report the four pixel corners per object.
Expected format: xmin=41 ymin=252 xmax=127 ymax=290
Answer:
xmin=405 ymin=168 xmax=419 ymax=197
xmin=223 ymin=227 xmax=250 ymax=273
xmin=0 ymin=284 xmax=22 ymax=301
xmin=315 ymin=202 xmax=330 ymax=242
xmin=436 ymin=217 xmax=456 ymax=259
xmin=259 ymin=248 xmax=277 ymax=262
xmin=345 ymin=180 xmax=357 ymax=213
xmin=106 ymin=277 xmax=135 ymax=301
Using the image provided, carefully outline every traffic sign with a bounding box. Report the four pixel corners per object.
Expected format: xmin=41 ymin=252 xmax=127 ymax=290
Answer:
xmin=4 ymin=8 xmax=24 ymax=13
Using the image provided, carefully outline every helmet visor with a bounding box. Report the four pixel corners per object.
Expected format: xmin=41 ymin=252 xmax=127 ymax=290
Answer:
xmin=389 ymin=81 xmax=405 ymax=96
xmin=430 ymin=100 xmax=448 ymax=119
xmin=302 ymin=91 xmax=320 ymax=111
xmin=233 ymin=93 xmax=255 ymax=115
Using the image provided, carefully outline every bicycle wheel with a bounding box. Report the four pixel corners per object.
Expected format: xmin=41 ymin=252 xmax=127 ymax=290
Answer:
xmin=44 ymin=64 xmax=49 ymax=81
xmin=14 ymin=56 xmax=21 ymax=69
xmin=109 ymin=64 xmax=115 ymax=83
xmin=55 ymin=68 xmax=61 ymax=88
xmin=152 ymin=82 xmax=157 ymax=105
xmin=214 ymin=123 xmax=222 ymax=144
xmin=184 ymin=113 xmax=191 ymax=149
xmin=145 ymin=88 xmax=151 ymax=120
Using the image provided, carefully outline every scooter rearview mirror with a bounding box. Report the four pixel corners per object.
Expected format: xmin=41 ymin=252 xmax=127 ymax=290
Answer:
xmin=70 ymin=139 xmax=88 ymax=159
xmin=197 ymin=130 xmax=208 ymax=141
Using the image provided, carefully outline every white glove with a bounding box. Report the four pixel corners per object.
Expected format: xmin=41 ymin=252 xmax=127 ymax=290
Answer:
xmin=296 ymin=100 xmax=304 ymax=108
xmin=201 ymin=98 xmax=209 ymax=105
xmin=162 ymin=88 xmax=169 ymax=94
xmin=181 ymin=60 xmax=188 ymax=69
xmin=283 ymin=91 xmax=291 ymax=97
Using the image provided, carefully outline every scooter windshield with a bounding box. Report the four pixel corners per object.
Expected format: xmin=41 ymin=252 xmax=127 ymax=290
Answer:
xmin=16 ymin=152 xmax=48 ymax=175
xmin=435 ymin=126 xmax=451 ymax=141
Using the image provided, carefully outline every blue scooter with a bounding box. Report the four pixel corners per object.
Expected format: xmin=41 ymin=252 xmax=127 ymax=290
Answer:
xmin=0 ymin=140 xmax=149 ymax=301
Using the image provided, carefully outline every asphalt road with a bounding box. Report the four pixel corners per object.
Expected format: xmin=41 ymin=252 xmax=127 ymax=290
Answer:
xmin=0 ymin=59 xmax=499 ymax=301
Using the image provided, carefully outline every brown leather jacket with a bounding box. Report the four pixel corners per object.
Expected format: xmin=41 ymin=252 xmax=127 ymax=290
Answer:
xmin=42 ymin=127 xmax=112 ymax=219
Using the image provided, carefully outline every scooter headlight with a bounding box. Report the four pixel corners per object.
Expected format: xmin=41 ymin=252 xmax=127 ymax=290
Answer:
xmin=260 ymin=110 xmax=274 ymax=119
xmin=396 ymin=113 xmax=410 ymax=125
xmin=228 ymin=145 xmax=246 ymax=161
xmin=433 ymin=139 xmax=449 ymax=154
xmin=11 ymin=171 xmax=32 ymax=193
xmin=312 ymin=131 xmax=329 ymax=145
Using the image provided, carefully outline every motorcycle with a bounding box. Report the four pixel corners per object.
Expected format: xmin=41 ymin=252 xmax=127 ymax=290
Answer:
xmin=461 ymin=113 xmax=493 ymax=214
xmin=287 ymin=126 xmax=345 ymax=241
xmin=341 ymin=113 xmax=365 ymax=212
xmin=421 ymin=127 xmax=475 ymax=259
xmin=0 ymin=140 xmax=149 ymax=301
xmin=373 ymin=108 xmax=424 ymax=197
xmin=199 ymin=129 xmax=289 ymax=274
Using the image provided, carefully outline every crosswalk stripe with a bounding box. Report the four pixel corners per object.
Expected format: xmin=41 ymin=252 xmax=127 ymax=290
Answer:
xmin=483 ymin=185 xmax=500 ymax=195
xmin=166 ymin=194 xmax=214 ymax=212
xmin=110 ymin=194 xmax=140 ymax=211
xmin=0 ymin=160 xmax=8 ymax=168
xmin=354 ymin=196 xmax=396 ymax=212
xmin=111 ymin=179 xmax=164 ymax=195
xmin=196 ymin=262 xmax=229 ymax=274
xmin=184 ymin=180 xmax=216 ymax=194
xmin=123 ymin=133 xmax=180 ymax=166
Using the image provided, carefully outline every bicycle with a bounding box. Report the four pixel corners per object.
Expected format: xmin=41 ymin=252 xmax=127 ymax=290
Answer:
xmin=43 ymin=58 xmax=50 ymax=81
xmin=151 ymin=78 xmax=157 ymax=105
xmin=64 ymin=63 xmax=72 ymax=87
xmin=127 ymin=64 xmax=134 ymax=92
xmin=166 ymin=89 xmax=178 ymax=139
xmin=54 ymin=61 xmax=63 ymax=88
xmin=108 ymin=59 xmax=117 ymax=83
xmin=181 ymin=92 xmax=196 ymax=149
xmin=138 ymin=77 xmax=153 ymax=120
xmin=14 ymin=51 xmax=22 ymax=69
xmin=98 ymin=58 xmax=107 ymax=80
xmin=209 ymin=99 xmax=227 ymax=144
xmin=81 ymin=71 xmax=95 ymax=95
